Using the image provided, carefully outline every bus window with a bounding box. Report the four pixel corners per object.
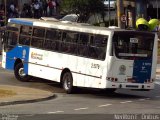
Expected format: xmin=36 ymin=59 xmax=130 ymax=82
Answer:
xmin=19 ymin=36 xmax=31 ymax=45
xmin=77 ymin=33 xmax=89 ymax=57
xmin=44 ymin=29 xmax=61 ymax=51
xmin=113 ymin=32 xmax=154 ymax=60
xmin=88 ymin=35 xmax=107 ymax=60
xmin=21 ymin=26 xmax=32 ymax=35
xmin=31 ymin=28 xmax=45 ymax=48
xmin=7 ymin=32 xmax=18 ymax=47
xmin=33 ymin=28 xmax=45 ymax=38
xmin=61 ymin=32 xmax=78 ymax=54
xmin=32 ymin=38 xmax=44 ymax=48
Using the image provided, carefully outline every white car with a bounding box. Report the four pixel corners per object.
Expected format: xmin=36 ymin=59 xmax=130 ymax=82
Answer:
xmin=60 ymin=14 xmax=79 ymax=22
xmin=40 ymin=14 xmax=79 ymax=23
xmin=103 ymin=0 xmax=116 ymax=9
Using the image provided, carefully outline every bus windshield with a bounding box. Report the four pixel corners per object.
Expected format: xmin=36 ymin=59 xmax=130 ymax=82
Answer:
xmin=113 ymin=31 xmax=155 ymax=60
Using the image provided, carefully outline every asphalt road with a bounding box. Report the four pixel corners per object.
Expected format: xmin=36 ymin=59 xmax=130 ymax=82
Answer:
xmin=1 ymin=55 xmax=160 ymax=120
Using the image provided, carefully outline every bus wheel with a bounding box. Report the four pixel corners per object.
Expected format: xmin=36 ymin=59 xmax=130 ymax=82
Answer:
xmin=62 ymin=72 xmax=73 ymax=94
xmin=14 ymin=63 xmax=30 ymax=82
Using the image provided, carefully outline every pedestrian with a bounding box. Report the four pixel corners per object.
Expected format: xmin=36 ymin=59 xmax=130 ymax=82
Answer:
xmin=9 ymin=2 xmax=15 ymax=18
xmin=43 ymin=0 xmax=48 ymax=16
xmin=48 ymin=0 xmax=54 ymax=16
xmin=33 ymin=0 xmax=40 ymax=18
xmin=0 ymin=4 xmax=5 ymax=26
xmin=38 ymin=0 xmax=43 ymax=17
xmin=52 ymin=0 xmax=56 ymax=15
xmin=48 ymin=0 xmax=56 ymax=16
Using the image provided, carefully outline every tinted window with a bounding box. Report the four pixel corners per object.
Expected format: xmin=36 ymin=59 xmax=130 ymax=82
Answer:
xmin=89 ymin=35 xmax=108 ymax=60
xmin=44 ymin=29 xmax=62 ymax=51
xmin=21 ymin=26 xmax=32 ymax=35
xmin=113 ymin=31 xmax=155 ymax=60
xmin=77 ymin=34 xmax=89 ymax=57
xmin=61 ymin=32 xmax=78 ymax=54
xmin=5 ymin=31 xmax=18 ymax=51
xmin=33 ymin=28 xmax=45 ymax=38
xmin=31 ymin=28 xmax=45 ymax=48
xmin=19 ymin=36 xmax=31 ymax=45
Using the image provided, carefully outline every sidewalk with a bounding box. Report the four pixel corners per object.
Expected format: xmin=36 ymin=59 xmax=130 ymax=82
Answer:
xmin=0 ymin=85 xmax=55 ymax=106
xmin=0 ymin=62 xmax=56 ymax=106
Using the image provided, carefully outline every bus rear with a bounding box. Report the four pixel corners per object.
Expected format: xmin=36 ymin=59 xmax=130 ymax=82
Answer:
xmin=106 ymin=31 xmax=157 ymax=90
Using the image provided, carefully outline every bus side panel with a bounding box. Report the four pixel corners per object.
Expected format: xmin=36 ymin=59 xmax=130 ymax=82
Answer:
xmin=28 ymin=63 xmax=61 ymax=81
xmin=5 ymin=46 xmax=30 ymax=73
xmin=28 ymin=48 xmax=62 ymax=82
xmin=83 ymin=58 xmax=105 ymax=88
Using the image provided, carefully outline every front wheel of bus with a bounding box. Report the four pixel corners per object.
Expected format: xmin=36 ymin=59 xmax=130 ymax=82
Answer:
xmin=62 ymin=72 xmax=73 ymax=94
xmin=14 ymin=63 xmax=31 ymax=82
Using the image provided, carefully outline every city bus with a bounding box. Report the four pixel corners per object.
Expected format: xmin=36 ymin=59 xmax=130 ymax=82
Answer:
xmin=1 ymin=18 xmax=158 ymax=93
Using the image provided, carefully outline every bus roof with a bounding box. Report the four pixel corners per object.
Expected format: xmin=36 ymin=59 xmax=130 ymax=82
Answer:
xmin=8 ymin=18 xmax=138 ymax=35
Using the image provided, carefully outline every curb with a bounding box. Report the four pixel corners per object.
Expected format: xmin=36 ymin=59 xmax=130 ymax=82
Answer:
xmin=0 ymin=94 xmax=56 ymax=106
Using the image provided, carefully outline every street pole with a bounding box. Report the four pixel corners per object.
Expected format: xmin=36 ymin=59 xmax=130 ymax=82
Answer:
xmin=108 ymin=0 xmax=111 ymax=26
xmin=117 ymin=0 xmax=125 ymax=28
xmin=156 ymin=0 xmax=159 ymax=19
xmin=5 ymin=0 xmax=7 ymax=25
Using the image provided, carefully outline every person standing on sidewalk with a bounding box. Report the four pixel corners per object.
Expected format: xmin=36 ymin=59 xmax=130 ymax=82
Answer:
xmin=48 ymin=0 xmax=56 ymax=16
xmin=0 ymin=4 xmax=5 ymax=26
xmin=33 ymin=0 xmax=40 ymax=18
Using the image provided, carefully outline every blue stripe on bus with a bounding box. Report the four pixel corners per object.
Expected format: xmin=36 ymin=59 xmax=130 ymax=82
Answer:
xmin=133 ymin=60 xmax=152 ymax=83
xmin=9 ymin=19 xmax=33 ymax=26
xmin=6 ymin=46 xmax=30 ymax=74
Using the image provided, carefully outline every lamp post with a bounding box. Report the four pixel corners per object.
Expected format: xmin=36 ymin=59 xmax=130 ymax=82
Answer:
xmin=4 ymin=0 xmax=7 ymax=25
xmin=108 ymin=0 xmax=111 ymax=26
xmin=156 ymin=0 xmax=159 ymax=19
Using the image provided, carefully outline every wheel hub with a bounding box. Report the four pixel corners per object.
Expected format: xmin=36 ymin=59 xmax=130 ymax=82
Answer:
xmin=18 ymin=68 xmax=26 ymax=77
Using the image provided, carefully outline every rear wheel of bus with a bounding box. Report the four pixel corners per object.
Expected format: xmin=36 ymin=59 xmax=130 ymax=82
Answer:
xmin=14 ymin=63 xmax=31 ymax=82
xmin=62 ymin=71 xmax=74 ymax=94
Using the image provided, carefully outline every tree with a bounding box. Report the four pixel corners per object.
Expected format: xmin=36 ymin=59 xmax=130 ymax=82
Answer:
xmin=61 ymin=0 xmax=105 ymax=23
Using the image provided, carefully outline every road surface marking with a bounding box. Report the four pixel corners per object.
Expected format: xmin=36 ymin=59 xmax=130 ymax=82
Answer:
xmin=120 ymin=101 xmax=133 ymax=104
xmin=74 ymin=107 xmax=88 ymax=111
xmin=146 ymin=98 xmax=151 ymax=100
xmin=98 ymin=104 xmax=112 ymax=107
xmin=24 ymin=115 xmax=34 ymax=117
xmin=138 ymin=99 xmax=146 ymax=101
xmin=0 ymin=71 xmax=13 ymax=75
xmin=155 ymin=82 xmax=160 ymax=85
xmin=48 ymin=111 xmax=64 ymax=114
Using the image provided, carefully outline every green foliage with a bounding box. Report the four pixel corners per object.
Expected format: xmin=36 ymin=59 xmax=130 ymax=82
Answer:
xmin=61 ymin=0 xmax=105 ymax=22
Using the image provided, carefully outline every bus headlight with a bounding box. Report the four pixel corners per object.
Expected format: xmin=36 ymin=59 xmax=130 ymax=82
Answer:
xmin=119 ymin=65 xmax=126 ymax=75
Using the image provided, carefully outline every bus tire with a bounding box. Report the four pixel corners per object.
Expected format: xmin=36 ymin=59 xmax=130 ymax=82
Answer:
xmin=62 ymin=72 xmax=73 ymax=94
xmin=14 ymin=63 xmax=31 ymax=82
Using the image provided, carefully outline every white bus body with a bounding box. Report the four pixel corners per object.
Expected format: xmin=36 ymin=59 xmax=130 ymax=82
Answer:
xmin=1 ymin=18 xmax=157 ymax=93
